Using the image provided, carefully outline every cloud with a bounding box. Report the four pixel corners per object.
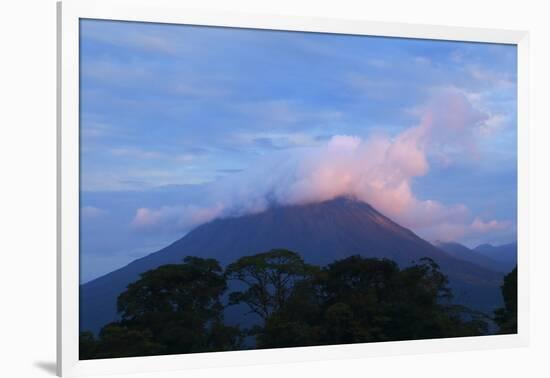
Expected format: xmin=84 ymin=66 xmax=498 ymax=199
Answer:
xmin=109 ymin=147 xmax=197 ymax=163
xmin=422 ymin=216 xmax=512 ymax=247
xmin=467 ymin=65 xmax=515 ymax=88
xmin=233 ymin=132 xmax=322 ymax=150
xmin=470 ymin=217 xmax=510 ymax=233
xmin=82 ymin=19 xmax=178 ymax=55
xmin=132 ymin=204 xmax=225 ymax=233
xmin=366 ymin=58 xmax=389 ymax=68
xmin=81 ymin=121 xmax=113 ymax=138
xmin=235 ymin=100 xmax=343 ymax=129
xmin=172 ymin=83 xmax=230 ymax=97
xmin=110 ymin=147 xmax=162 ymax=159
xmin=414 ymin=56 xmax=431 ymax=66
xmin=82 ymin=59 xmax=151 ymax=84
xmin=479 ymin=113 xmax=508 ymax=135
xmin=131 ymin=88 xmax=512 ymax=243
xmin=81 ymin=206 xmax=107 ymax=219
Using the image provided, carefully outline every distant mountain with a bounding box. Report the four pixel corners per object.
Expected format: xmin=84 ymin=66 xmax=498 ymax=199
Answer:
xmin=434 ymin=241 xmax=508 ymax=273
xmin=474 ymin=242 xmax=517 ymax=273
xmin=81 ymin=197 xmax=504 ymax=334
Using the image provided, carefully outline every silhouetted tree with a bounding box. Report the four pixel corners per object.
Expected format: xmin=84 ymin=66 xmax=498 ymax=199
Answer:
xmin=494 ymin=266 xmax=517 ymax=334
xmin=92 ymin=324 xmax=164 ymax=359
xmin=118 ymin=257 xmax=225 ymax=322
xmin=225 ymin=249 xmax=318 ymax=323
xmin=81 ymin=252 xmax=491 ymax=359
xmin=79 ymin=331 xmax=99 ymax=360
xmin=257 ymin=256 xmax=488 ymax=348
xmin=80 ymin=257 xmax=240 ymax=359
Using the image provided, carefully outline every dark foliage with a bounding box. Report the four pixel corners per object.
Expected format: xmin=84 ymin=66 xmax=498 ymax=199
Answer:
xmin=80 ymin=257 xmax=241 ymax=359
xmin=254 ymin=256 xmax=488 ymax=348
xmin=494 ymin=266 xmax=518 ymax=334
xmin=225 ymin=249 xmax=318 ymax=322
xmin=78 ymin=331 xmax=99 ymax=360
xmin=81 ymin=251 xmax=491 ymax=359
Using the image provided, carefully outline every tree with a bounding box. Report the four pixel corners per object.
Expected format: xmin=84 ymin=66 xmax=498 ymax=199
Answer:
xmin=81 ymin=252 xmax=491 ymax=358
xmin=225 ymin=249 xmax=318 ymax=323
xmin=118 ymin=257 xmax=226 ymax=322
xmin=256 ymin=256 xmax=488 ymax=348
xmin=494 ymin=267 xmax=517 ymax=334
xmin=79 ymin=331 xmax=99 ymax=360
xmin=81 ymin=257 xmax=241 ymax=359
xmin=92 ymin=324 xmax=164 ymax=359
xmin=318 ymin=256 xmax=401 ymax=343
xmin=255 ymin=277 xmax=325 ymax=348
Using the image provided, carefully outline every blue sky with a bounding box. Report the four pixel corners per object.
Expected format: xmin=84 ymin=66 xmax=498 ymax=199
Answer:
xmin=80 ymin=19 xmax=517 ymax=283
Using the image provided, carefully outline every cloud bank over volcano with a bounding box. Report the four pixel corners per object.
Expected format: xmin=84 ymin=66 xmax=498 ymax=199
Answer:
xmin=132 ymin=88 xmax=511 ymax=243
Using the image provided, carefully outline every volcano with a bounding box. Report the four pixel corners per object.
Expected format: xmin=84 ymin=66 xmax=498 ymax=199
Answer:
xmin=80 ymin=197 xmax=504 ymax=333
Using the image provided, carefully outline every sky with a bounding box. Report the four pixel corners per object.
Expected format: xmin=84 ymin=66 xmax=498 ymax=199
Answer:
xmin=80 ymin=19 xmax=518 ymax=283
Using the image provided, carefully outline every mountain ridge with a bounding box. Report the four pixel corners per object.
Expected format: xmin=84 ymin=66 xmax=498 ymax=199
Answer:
xmin=433 ymin=240 xmax=513 ymax=273
xmin=473 ymin=242 xmax=517 ymax=272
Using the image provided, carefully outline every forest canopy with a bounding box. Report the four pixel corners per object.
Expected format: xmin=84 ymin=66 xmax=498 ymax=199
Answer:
xmin=80 ymin=250 xmax=515 ymax=359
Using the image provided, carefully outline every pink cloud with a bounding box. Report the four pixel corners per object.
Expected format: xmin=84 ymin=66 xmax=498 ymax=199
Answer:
xmin=417 ymin=216 xmax=511 ymax=245
xmin=471 ymin=217 xmax=510 ymax=233
xmin=131 ymin=89 xmax=512 ymax=244
xmin=132 ymin=204 xmax=225 ymax=232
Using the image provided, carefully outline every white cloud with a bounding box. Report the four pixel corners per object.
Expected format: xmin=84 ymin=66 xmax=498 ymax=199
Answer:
xmin=81 ymin=206 xmax=107 ymax=219
xmin=236 ymin=99 xmax=343 ymax=128
xmin=81 ymin=121 xmax=113 ymax=138
xmin=471 ymin=217 xmax=510 ymax=233
xmin=132 ymin=204 xmax=225 ymax=232
xmin=82 ymin=20 xmax=178 ymax=55
xmin=109 ymin=147 xmax=199 ymax=163
xmin=467 ymin=65 xmax=515 ymax=88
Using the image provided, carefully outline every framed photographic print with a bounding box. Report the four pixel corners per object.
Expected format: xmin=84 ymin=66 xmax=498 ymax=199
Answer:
xmin=57 ymin=0 xmax=530 ymax=376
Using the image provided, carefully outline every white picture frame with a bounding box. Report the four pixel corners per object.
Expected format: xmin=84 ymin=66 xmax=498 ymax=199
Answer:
xmin=57 ymin=0 xmax=530 ymax=376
